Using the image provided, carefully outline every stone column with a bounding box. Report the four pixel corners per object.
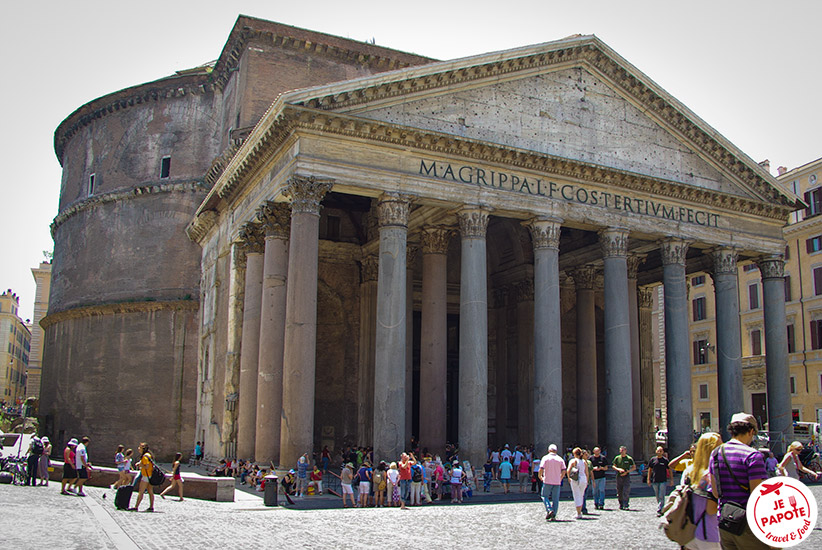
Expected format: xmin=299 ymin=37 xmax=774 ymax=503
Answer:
xmin=571 ymin=265 xmax=597 ymax=449
xmin=638 ymin=286 xmax=656 ymax=459
xmin=220 ymin=242 xmax=246 ymax=459
xmin=254 ymin=202 xmax=291 ymax=465
xmin=759 ymin=256 xmax=791 ymax=456
xmin=493 ymin=288 xmax=509 ymax=447
xmin=600 ymin=228 xmax=634 ymax=455
xmin=527 ymin=218 xmax=563 ymax=453
xmin=711 ymin=248 xmax=743 ymax=440
xmin=457 ymin=206 xmax=490 ymax=467
xmin=357 ymin=256 xmax=378 ymax=445
xmin=373 ymin=193 xmax=412 ymax=462
xmin=515 ymin=280 xmax=535 ymax=444
xmin=405 ymin=246 xmax=417 ymax=447
xmin=237 ymin=222 xmax=265 ymax=460
xmin=627 ymin=255 xmax=645 ymax=455
xmin=279 ymin=176 xmax=332 ymax=469
xmin=419 ymin=227 xmax=451 ymax=454
xmin=661 ymin=238 xmax=693 ymax=455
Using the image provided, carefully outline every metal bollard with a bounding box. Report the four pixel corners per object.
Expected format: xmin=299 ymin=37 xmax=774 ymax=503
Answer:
xmin=264 ymin=475 xmax=279 ymax=506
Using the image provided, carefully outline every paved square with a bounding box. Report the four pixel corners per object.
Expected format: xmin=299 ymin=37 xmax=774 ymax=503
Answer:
xmin=2 ymin=482 xmax=821 ymax=549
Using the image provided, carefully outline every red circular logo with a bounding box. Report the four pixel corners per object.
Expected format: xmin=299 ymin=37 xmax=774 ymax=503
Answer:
xmin=747 ymin=476 xmax=818 ymax=547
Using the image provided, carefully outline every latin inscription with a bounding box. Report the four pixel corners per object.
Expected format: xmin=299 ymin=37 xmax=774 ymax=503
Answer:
xmin=419 ymin=159 xmax=720 ymax=227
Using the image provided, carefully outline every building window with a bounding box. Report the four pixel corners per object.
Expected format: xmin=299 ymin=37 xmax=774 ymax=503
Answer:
xmin=160 ymin=156 xmax=171 ymax=179
xmin=787 ymin=324 xmax=796 ymax=353
xmin=790 ymin=376 xmax=797 ymax=395
xmin=88 ymin=173 xmax=95 ymax=196
xmin=748 ymin=284 xmax=760 ymax=310
xmin=691 ymin=275 xmax=705 ymax=286
xmin=751 ymin=329 xmax=762 ymax=356
xmin=815 ymin=267 xmax=822 ymax=296
xmin=811 ymin=320 xmax=822 ymax=350
xmin=699 ymin=411 xmax=711 ymax=431
xmin=804 ymin=187 xmax=822 ymax=218
xmin=792 ymin=409 xmax=801 ymax=422
xmin=692 ymin=297 xmax=707 ymax=321
xmin=807 ymin=236 xmax=822 ymax=254
xmin=693 ymin=339 xmax=708 ymax=365
xmin=784 ymin=275 xmax=792 ymax=302
xmin=699 ymin=383 xmax=709 ymax=400
xmin=743 ymin=263 xmax=758 ymax=272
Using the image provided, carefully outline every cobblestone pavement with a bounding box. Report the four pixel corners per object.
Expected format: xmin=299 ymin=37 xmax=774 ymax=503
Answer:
xmin=1 ymin=482 xmax=821 ymax=549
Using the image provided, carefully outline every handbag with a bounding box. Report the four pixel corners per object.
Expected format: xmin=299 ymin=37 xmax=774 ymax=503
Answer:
xmin=569 ymin=459 xmax=579 ymax=481
xmin=148 ymin=456 xmax=167 ymax=486
xmin=714 ymin=446 xmax=749 ymax=536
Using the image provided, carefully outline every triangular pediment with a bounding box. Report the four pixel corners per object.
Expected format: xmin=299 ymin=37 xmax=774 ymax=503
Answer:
xmin=279 ymin=36 xmax=798 ymax=208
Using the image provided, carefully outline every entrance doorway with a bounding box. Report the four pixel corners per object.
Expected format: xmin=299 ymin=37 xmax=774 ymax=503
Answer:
xmin=752 ymin=393 xmax=768 ymax=429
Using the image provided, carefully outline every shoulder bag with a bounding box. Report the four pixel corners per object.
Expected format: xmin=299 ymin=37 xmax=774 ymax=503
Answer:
xmin=148 ymin=456 xmax=167 ymax=486
xmin=714 ymin=445 xmax=748 ymax=536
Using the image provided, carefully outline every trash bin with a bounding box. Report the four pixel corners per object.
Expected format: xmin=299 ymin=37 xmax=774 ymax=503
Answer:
xmin=264 ymin=475 xmax=278 ymax=506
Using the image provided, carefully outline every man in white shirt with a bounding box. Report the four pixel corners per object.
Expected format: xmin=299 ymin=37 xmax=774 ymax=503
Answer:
xmin=73 ymin=436 xmax=91 ymax=496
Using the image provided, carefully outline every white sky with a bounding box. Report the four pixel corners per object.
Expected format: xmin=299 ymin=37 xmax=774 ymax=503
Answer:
xmin=1 ymin=0 xmax=820 ymax=320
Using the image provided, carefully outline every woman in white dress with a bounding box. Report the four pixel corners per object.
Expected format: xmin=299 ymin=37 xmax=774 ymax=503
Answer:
xmin=566 ymin=447 xmax=588 ymax=519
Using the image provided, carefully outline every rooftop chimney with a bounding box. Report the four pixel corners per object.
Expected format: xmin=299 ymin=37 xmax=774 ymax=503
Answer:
xmin=777 ymin=166 xmax=788 ymax=176
xmin=758 ymin=159 xmax=771 ymax=174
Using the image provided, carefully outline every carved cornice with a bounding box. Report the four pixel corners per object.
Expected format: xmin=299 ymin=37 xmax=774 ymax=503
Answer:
xmin=599 ymin=228 xmax=629 ymax=258
xmin=52 ymin=180 xmax=208 ymax=238
xmin=360 ymin=255 xmax=379 ymax=282
xmin=570 ymin=265 xmax=597 ymax=290
xmin=711 ymin=247 xmax=738 ymax=275
xmin=638 ymin=285 xmax=655 ymax=309
xmin=525 ymin=218 xmax=562 ymax=250
xmin=284 ymin=176 xmax=333 ymax=215
xmin=186 ymin=210 xmax=219 ymax=243
xmin=456 ymin=207 xmax=490 ymax=238
xmin=377 ymin=193 xmax=413 ymax=228
xmin=238 ymin=222 xmax=266 ymax=254
xmin=40 ymin=299 xmax=199 ymax=330
xmin=420 ymin=226 xmax=452 ymax=254
xmin=626 ymin=254 xmax=646 ymax=279
xmin=406 ymin=245 xmax=419 ymax=267
xmin=757 ymin=256 xmax=785 ymax=279
xmin=256 ymin=201 xmax=291 ymax=239
xmin=659 ymin=238 xmax=690 ymax=266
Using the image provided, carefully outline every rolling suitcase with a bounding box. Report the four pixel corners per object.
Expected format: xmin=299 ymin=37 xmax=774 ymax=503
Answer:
xmin=115 ymin=484 xmax=135 ymax=510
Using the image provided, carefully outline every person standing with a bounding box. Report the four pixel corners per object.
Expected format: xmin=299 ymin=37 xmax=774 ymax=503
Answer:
xmin=61 ymin=439 xmax=78 ymax=495
xmin=517 ymin=454 xmax=530 ymax=493
xmin=490 ymin=447 xmax=501 ymax=480
xmin=132 ymin=442 xmax=156 ymax=512
xmin=194 ymin=441 xmax=202 ymax=466
xmin=160 ymin=452 xmax=184 ymax=501
xmin=538 ymin=444 xmax=566 ymax=521
xmin=684 ymin=432 xmax=722 ymax=550
xmin=580 ymin=449 xmax=593 ymax=514
xmin=73 ymin=436 xmax=92 ymax=496
xmin=37 ymin=436 xmax=51 ymax=486
xmin=373 ymin=462 xmax=387 ymax=507
xmin=356 ymin=461 xmax=372 ymax=507
xmin=113 ymin=445 xmax=131 ymax=489
xmin=669 ymin=444 xmax=696 ymax=485
xmin=498 ymin=456 xmax=513 ymax=494
xmin=611 ymin=445 xmax=635 ymax=510
xmin=764 ymin=450 xmax=778 ymax=478
xmin=589 ymin=447 xmax=608 ymax=510
xmin=296 ymin=454 xmax=309 ymax=497
xmin=709 ymin=413 xmax=768 ymax=549
xmin=26 ymin=436 xmax=44 ymax=486
xmin=567 ymin=447 xmax=588 ymax=519
xmin=646 ymin=445 xmax=671 ymax=516
xmin=397 ymin=452 xmax=415 ymax=502
xmin=449 ymin=461 xmax=463 ymax=503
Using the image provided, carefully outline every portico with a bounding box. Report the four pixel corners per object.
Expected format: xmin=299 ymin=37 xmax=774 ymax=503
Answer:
xmin=187 ymin=35 xmax=799 ymax=467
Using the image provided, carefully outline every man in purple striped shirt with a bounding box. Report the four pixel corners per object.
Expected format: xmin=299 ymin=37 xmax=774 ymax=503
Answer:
xmin=709 ymin=412 xmax=769 ymax=549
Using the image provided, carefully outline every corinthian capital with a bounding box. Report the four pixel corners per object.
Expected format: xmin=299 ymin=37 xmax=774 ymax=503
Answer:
xmin=456 ymin=206 xmax=490 ymax=238
xmin=570 ymin=265 xmax=597 ymax=290
xmin=256 ymin=201 xmax=291 ymax=239
xmin=361 ymin=255 xmax=379 ymax=282
xmin=599 ymin=228 xmax=629 ymax=258
xmin=659 ymin=238 xmax=690 ymax=266
xmin=711 ymin=247 xmax=738 ymax=275
xmin=237 ymin=222 xmax=266 ymax=254
xmin=377 ymin=193 xmax=413 ymax=228
xmin=627 ymin=254 xmax=646 ymax=279
xmin=638 ymin=285 xmax=655 ymax=309
xmin=284 ymin=176 xmax=333 ymax=215
xmin=525 ymin=217 xmax=562 ymax=250
xmin=757 ymin=255 xmax=785 ymax=279
xmin=420 ymin=226 xmax=453 ymax=255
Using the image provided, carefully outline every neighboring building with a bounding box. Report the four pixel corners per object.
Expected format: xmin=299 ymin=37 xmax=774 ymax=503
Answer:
xmin=27 ymin=262 xmax=51 ymax=398
xmin=42 ymin=16 xmax=800 ymax=465
xmin=683 ymin=157 xmax=822 ymax=444
xmin=0 ymin=290 xmax=31 ymax=408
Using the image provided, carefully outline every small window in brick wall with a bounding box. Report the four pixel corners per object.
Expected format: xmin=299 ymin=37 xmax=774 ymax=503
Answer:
xmin=160 ymin=156 xmax=171 ymax=179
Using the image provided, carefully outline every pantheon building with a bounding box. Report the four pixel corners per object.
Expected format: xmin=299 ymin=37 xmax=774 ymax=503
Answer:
xmin=41 ymin=16 xmax=800 ymax=466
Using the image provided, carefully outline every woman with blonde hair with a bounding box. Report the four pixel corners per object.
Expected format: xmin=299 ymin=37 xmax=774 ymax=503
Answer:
xmin=778 ymin=441 xmax=821 ymax=480
xmin=685 ymin=432 xmax=722 ymax=550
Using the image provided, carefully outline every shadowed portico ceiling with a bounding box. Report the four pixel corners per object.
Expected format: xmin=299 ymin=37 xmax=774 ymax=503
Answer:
xmin=194 ymin=34 xmax=802 ymax=228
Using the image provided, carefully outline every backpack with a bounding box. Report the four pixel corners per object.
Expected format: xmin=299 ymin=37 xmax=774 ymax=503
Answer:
xmin=660 ymin=485 xmax=703 ymax=545
xmin=412 ymin=465 xmax=423 ymax=483
xmin=31 ymin=438 xmax=44 ymax=455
